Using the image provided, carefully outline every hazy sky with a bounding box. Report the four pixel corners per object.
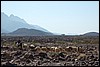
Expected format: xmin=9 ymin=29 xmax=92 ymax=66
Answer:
xmin=1 ymin=1 xmax=99 ymax=35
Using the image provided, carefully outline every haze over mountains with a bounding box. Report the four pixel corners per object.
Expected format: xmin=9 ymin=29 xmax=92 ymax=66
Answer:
xmin=1 ymin=12 xmax=50 ymax=33
xmin=1 ymin=12 xmax=99 ymax=36
xmin=1 ymin=12 xmax=54 ymax=36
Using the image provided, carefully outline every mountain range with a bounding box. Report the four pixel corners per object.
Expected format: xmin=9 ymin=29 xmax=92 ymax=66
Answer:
xmin=1 ymin=12 xmax=50 ymax=33
xmin=1 ymin=12 xmax=99 ymax=36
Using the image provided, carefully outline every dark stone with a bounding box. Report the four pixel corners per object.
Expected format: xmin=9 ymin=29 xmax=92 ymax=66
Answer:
xmin=38 ymin=52 xmax=47 ymax=58
xmin=58 ymin=52 xmax=65 ymax=58
xmin=2 ymin=62 xmax=17 ymax=66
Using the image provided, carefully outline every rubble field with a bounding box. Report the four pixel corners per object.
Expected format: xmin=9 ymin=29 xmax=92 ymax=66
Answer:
xmin=1 ymin=36 xmax=99 ymax=66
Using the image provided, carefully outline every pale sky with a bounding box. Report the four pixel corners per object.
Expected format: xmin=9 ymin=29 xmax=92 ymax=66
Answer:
xmin=1 ymin=1 xmax=99 ymax=35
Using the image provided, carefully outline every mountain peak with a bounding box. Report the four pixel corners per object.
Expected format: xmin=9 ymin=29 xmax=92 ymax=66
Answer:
xmin=1 ymin=12 xmax=5 ymax=14
xmin=1 ymin=12 xmax=9 ymax=18
xmin=10 ymin=14 xmax=14 ymax=17
xmin=9 ymin=14 xmax=27 ymax=24
xmin=1 ymin=12 xmax=51 ymax=33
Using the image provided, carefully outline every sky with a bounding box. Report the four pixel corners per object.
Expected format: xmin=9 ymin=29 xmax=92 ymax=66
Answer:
xmin=1 ymin=1 xmax=99 ymax=35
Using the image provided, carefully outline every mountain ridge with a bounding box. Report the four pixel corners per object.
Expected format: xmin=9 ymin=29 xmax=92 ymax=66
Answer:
xmin=82 ymin=32 xmax=99 ymax=36
xmin=1 ymin=12 xmax=50 ymax=33
xmin=1 ymin=28 xmax=53 ymax=36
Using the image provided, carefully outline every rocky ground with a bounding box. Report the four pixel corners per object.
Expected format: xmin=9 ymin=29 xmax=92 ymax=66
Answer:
xmin=1 ymin=44 xmax=99 ymax=66
xmin=1 ymin=36 xmax=99 ymax=66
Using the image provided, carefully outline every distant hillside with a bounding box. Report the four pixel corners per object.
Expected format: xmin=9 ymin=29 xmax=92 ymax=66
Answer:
xmin=83 ymin=32 xmax=99 ymax=36
xmin=1 ymin=12 xmax=50 ymax=33
xmin=1 ymin=28 xmax=9 ymax=33
xmin=2 ymin=28 xmax=53 ymax=36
